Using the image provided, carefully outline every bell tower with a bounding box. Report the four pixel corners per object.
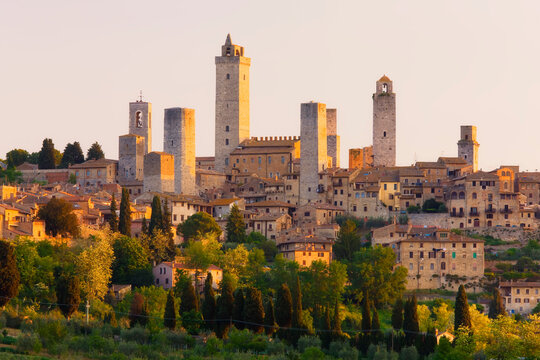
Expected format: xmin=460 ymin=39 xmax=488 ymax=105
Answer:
xmin=129 ymin=93 xmax=152 ymax=155
xmin=372 ymin=75 xmax=396 ymax=167
xmin=214 ymin=34 xmax=251 ymax=172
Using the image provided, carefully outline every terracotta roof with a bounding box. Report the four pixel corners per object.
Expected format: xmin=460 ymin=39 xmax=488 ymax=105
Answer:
xmin=415 ymin=161 xmax=446 ymax=169
xmin=378 ymin=75 xmax=391 ymax=82
xmin=438 ymin=157 xmax=468 ymax=165
xmin=248 ymin=200 xmax=293 ymax=208
xmin=196 ymin=156 xmax=215 ymax=161
xmin=209 ymin=198 xmax=241 ymax=206
xmin=466 ymin=171 xmax=499 ymax=181
xmin=500 ymin=281 xmax=540 ymax=288
xmin=69 ymin=158 xmax=117 ymax=169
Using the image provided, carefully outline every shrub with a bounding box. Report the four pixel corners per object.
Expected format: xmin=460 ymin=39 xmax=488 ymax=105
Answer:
xmin=329 ymin=340 xmax=358 ymax=360
xmin=205 ymin=335 xmax=223 ymax=356
xmin=4 ymin=312 xmax=22 ymax=329
xmin=226 ymin=328 xmax=254 ymax=352
xmin=399 ymin=346 xmax=419 ymax=360
xmin=117 ymin=341 xmax=139 ymax=356
xmin=300 ymin=346 xmax=325 ymax=360
xmin=181 ymin=310 xmax=203 ymax=335
xmin=267 ymin=338 xmax=291 ymax=355
xmin=16 ymin=333 xmax=42 ymax=353
xmin=36 ymin=319 xmax=68 ymax=347
xmin=297 ymin=335 xmax=321 ymax=353
xmin=120 ymin=326 xmax=148 ymax=344
xmin=165 ymin=330 xmax=195 ymax=349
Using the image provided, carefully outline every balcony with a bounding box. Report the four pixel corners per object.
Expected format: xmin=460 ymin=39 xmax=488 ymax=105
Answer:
xmin=469 ymin=210 xmax=480 ymax=216
xmin=500 ymin=208 xmax=513 ymax=214
xmin=450 ymin=211 xmax=465 ymax=218
xmin=485 ymin=208 xmax=497 ymax=214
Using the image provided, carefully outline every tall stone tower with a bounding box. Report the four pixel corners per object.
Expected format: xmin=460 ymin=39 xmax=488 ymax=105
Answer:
xmin=214 ymin=34 xmax=250 ymax=172
xmin=118 ymin=134 xmax=145 ymax=182
xmin=129 ymin=99 xmax=152 ymax=155
xmin=164 ymin=108 xmax=196 ymax=195
xmin=458 ymin=125 xmax=479 ymax=172
xmin=326 ymin=108 xmax=340 ymax=168
xmin=300 ymin=102 xmax=327 ymax=205
xmin=143 ymin=152 xmax=175 ymax=194
xmin=372 ymin=75 xmax=396 ymax=167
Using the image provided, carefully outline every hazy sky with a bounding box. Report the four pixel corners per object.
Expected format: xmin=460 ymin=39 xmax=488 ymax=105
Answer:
xmin=2 ymin=1 xmax=540 ymax=171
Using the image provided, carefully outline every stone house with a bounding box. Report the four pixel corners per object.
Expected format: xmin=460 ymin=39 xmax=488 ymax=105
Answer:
xmin=499 ymin=281 xmax=540 ymax=315
xmin=248 ymin=213 xmax=292 ymax=240
xmin=153 ymin=262 xmax=222 ymax=293
xmin=277 ymin=235 xmax=333 ymax=267
xmin=69 ymin=159 xmax=118 ymax=188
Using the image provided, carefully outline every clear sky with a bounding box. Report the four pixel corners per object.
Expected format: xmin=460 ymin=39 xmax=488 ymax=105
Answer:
xmin=2 ymin=0 xmax=540 ymax=171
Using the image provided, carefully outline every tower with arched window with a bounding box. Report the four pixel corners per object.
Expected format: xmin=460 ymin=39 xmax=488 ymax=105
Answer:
xmin=129 ymin=99 xmax=152 ymax=155
xmin=458 ymin=125 xmax=479 ymax=172
xmin=214 ymin=34 xmax=251 ymax=172
xmin=373 ymin=75 xmax=396 ymax=167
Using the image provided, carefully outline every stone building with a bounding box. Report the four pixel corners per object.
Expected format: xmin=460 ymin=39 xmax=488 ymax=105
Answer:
xmin=457 ymin=125 xmax=479 ymax=172
xmin=326 ymin=108 xmax=340 ymax=168
xmin=349 ymin=146 xmax=373 ymax=169
xmin=196 ymin=156 xmax=215 ymax=170
xmin=143 ymin=152 xmax=174 ymax=194
xmin=229 ymin=136 xmax=300 ymax=179
xmin=215 ymin=34 xmax=250 ymax=172
xmin=518 ymin=172 xmax=540 ymax=205
xmin=499 ymin=281 xmax=540 ymax=315
xmin=164 ymin=107 xmax=196 ymax=195
xmin=373 ymin=75 xmax=396 ymax=167
xmin=69 ymin=159 xmax=118 ymax=187
xmin=299 ymin=102 xmax=328 ymax=205
xmin=277 ymin=236 xmax=333 ymax=267
xmin=129 ymin=99 xmax=152 ymax=155
xmin=118 ymin=134 xmax=145 ymax=182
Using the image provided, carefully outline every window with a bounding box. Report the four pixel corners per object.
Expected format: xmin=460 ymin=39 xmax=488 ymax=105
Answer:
xmin=473 ymin=252 xmax=477 ymax=259
xmin=394 ymin=184 xmax=397 ymax=190
xmin=225 ymin=158 xmax=229 ymax=165
xmin=472 ymin=192 xmax=477 ymax=199
xmin=268 ymin=156 xmax=272 ymax=164
xmin=441 ymin=262 xmax=446 ymax=270
xmin=225 ymin=139 xmax=229 ymax=145
xmin=430 ymin=263 xmax=434 ymax=270
xmin=419 ymin=251 xmax=424 ymax=259
xmin=409 ymin=252 xmax=413 ymax=258
xmin=452 ymin=252 xmax=456 ymax=259
xmin=258 ymin=157 xmax=262 ymax=164
xmin=409 ymin=263 xmax=413 ymax=270
xmin=165 ymin=278 xmax=169 ymax=284
xmin=281 ymin=156 xmax=285 ymax=164
xmin=517 ymin=289 xmax=520 ymax=294
xmin=226 ymin=73 xmax=230 ymax=79
xmin=225 ymin=125 xmax=229 ymax=132
xmin=462 ymin=243 xmax=466 ymax=248
xmin=384 ymin=184 xmax=387 ymax=190
xmin=383 ymin=131 xmax=387 ymax=137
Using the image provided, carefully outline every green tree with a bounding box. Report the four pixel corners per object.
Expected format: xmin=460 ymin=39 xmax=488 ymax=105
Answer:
xmin=454 ymin=285 xmax=471 ymax=331
xmin=244 ymin=286 xmax=265 ymax=333
xmin=37 ymin=197 xmax=80 ymax=237
xmin=27 ymin=152 xmax=40 ymax=164
xmin=56 ymin=274 xmax=80 ymax=319
xmin=129 ymin=292 xmax=147 ymax=327
xmin=333 ymin=219 xmax=363 ymax=261
xmin=86 ymin=142 xmax=105 ymax=161
xmin=38 ymin=138 xmax=56 ymax=169
xmin=76 ymin=234 xmax=114 ymax=300
xmin=332 ymin=300 xmax=342 ymax=341
xmin=0 ymin=240 xmax=20 ymax=307
xmin=226 ymin=204 xmax=246 ymax=243
xmin=60 ymin=142 xmax=84 ymax=168
xmin=348 ymin=245 xmax=407 ymax=307
xmin=118 ymin=188 xmax=131 ymax=237
xmin=403 ymin=296 xmax=419 ymax=346
xmin=361 ymin=295 xmax=372 ymax=352
xmin=232 ymin=288 xmax=245 ymax=329
xmin=178 ymin=212 xmax=222 ymax=241
xmin=111 ymin=236 xmax=152 ymax=287
xmin=300 ymin=260 xmax=348 ymax=313
xmin=162 ymin=199 xmax=175 ymax=260
xmin=141 ymin=217 xmax=148 ymax=235
xmin=391 ymin=298 xmax=404 ymax=330
xmin=216 ymin=274 xmax=235 ymax=338
xmin=422 ymin=198 xmax=447 ymax=213
xmin=290 ymin=275 xmax=306 ymax=344
xmin=184 ymin=238 xmax=222 ymax=289
xmin=371 ymin=307 xmax=382 ymax=344
xmin=276 ymin=283 xmax=293 ymax=341
xmin=321 ymin=307 xmax=332 ymax=348
xmin=202 ymin=272 xmax=217 ymax=330
xmin=5 ymin=149 xmax=29 ymax=168
xmin=164 ymin=290 xmax=177 ymax=330
xmin=180 ymin=279 xmax=198 ymax=315
xmin=148 ymin=195 xmax=163 ymax=236
xmin=488 ymin=289 xmax=506 ymax=319
xmin=264 ymin=296 xmax=277 ymax=336
xmin=0 ymin=168 xmax=23 ymax=184
xmin=109 ymin=194 xmax=119 ymax=232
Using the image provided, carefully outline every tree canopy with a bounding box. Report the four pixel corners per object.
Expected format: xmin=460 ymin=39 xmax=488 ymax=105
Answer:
xmin=38 ymin=138 xmax=56 ymax=169
xmin=177 ymin=212 xmax=222 ymax=241
xmin=225 ymin=204 xmax=247 ymax=243
xmin=60 ymin=142 xmax=84 ymax=168
xmin=37 ymin=197 xmax=80 ymax=237
xmin=86 ymin=142 xmax=105 ymax=161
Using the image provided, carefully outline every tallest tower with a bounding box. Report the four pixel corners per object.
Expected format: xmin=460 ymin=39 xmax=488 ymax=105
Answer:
xmin=214 ymin=34 xmax=251 ymax=172
xmin=372 ymin=75 xmax=396 ymax=167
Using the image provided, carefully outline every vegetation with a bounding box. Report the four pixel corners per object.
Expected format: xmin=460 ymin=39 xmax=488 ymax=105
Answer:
xmin=177 ymin=212 xmax=222 ymax=241
xmin=0 ymin=240 xmax=20 ymax=307
xmin=118 ymin=188 xmax=131 ymax=237
xmin=108 ymin=194 xmax=118 ymax=233
xmin=59 ymin=142 xmax=84 ymax=168
xmin=37 ymin=197 xmax=80 ymax=237
xmin=86 ymin=142 xmax=105 ymax=161
xmin=421 ymin=198 xmax=448 ymax=213
xmin=38 ymin=138 xmax=56 ymax=170
xmin=225 ymin=204 xmax=247 ymax=243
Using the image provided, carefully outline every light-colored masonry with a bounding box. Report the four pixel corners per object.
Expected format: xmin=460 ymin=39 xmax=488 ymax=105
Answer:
xmin=372 ymin=75 xmax=396 ymax=167
xmin=458 ymin=125 xmax=479 ymax=172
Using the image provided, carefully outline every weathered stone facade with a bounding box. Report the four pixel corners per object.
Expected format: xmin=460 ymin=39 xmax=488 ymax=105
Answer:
xmin=457 ymin=125 xmax=479 ymax=172
xmin=372 ymin=75 xmax=396 ymax=167
xmin=129 ymin=101 xmax=152 ymax=155
xmin=214 ymin=34 xmax=250 ymax=172
xmin=118 ymin=134 xmax=145 ymax=182
xmin=143 ymin=152 xmax=174 ymax=194
xmin=326 ymin=108 xmax=340 ymax=168
xmin=164 ymin=108 xmax=196 ymax=195
xmin=299 ymin=102 xmax=327 ymax=205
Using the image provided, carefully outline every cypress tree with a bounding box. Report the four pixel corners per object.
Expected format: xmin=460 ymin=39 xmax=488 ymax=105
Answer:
xmin=216 ymin=276 xmax=235 ymax=338
xmin=109 ymin=194 xmax=119 ymax=232
xmin=180 ymin=280 xmax=198 ymax=314
xmin=164 ymin=289 xmax=177 ymax=330
xmin=264 ymin=297 xmax=277 ymax=336
xmin=202 ymin=272 xmax=216 ymax=330
xmin=488 ymin=289 xmax=506 ymax=319
xmin=275 ymin=283 xmax=293 ymax=341
xmin=129 ymin=293 xmax=146 ymax=327
xmin=424 ymin=326 xmax=437 ymax=355
xmin=38 ymin=138 xmax=56 ymax=169
xmin=149 ymin=195 xmax=163 ymax=236
xmin=141 ymin=217 xmax=148 ymax=235
xmin=55 ymin=273 xmax=80 ymax=319
xmin=403 ymin=296 xmax=419 ymax=346
xmin=118 ymin=188 xmax=131 ymax=237
xmin=371 ymin=308 xmax=382 ymax=344
xmin=232 ymin=288 xmax=245 ymax=329
xmin=332 ymin=300 xmax=342 ymax=341
xmin=391 ymin=298 xmax=404 ymax=330
xmin=0 ymin=240 xmax=20 ymax=307
xmin=290 ymin=275 xmax=305 ymax=345
xmin=244 ymin=287 xmax=265 ymax=334
xmin=86 ymin=142 xmax=105 ymax=161
xmin=360 ymin=295 xmax=372 ymax=353
xmin=321 ymin=307 xmax=332 ymax=349
xmin=225 ymin=204 xmax=246 ymax=242
xmin=454 ymin=285 xmax=472 ymax=331
xmin=162 ymin=199 xmax=176 ymax=261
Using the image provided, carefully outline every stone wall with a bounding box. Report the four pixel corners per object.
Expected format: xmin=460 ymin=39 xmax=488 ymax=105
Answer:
xmin=372 ymin=78 xmax=396 ymax=167
xmin=118 ymin=134 xmax=145 ymax=182
xmin=143 ymin=152 xmax=174 ymax=193
xmin=129 ymin=101 xmax=152 ymax=155
xmin=408 ymin=213 xmax=451 ymax=228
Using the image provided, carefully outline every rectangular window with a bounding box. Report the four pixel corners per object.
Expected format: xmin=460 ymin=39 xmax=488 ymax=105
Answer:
xmin=258 ymin=156 xmax=262 ymax=164
xmin=452 ymin=252 xmax=456 ymax=259
xmin=409 ymin=252 xmax=413 ymax=259
xmin=268 ymin=156 xmax=271 ymax=164
xmin=281 ymin=156 xmax=285 ymax=164
xmin=473 ymin=252 xmax=477 ymax=259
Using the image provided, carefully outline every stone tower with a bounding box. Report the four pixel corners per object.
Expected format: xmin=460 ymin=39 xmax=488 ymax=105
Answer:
xmin=164 ymin=108 xmax=196 ymax=195
xmin=458 ymin=125 xmax=479 ymax=172
xmin=143 ymin=152 xmax=175 ymax=194
xmin=129 ymin=100 xmax=152 ymax=155
xmin=214 ymin=34 xmax=251 ymax=172
xmin=118 ymin=134 xmax=145 ymax=182
xmin=372 ymin=75 xmax=396 ymax=167
xmin=326 ymin=108 xmax=340 ymax=168
xmin=300 ymin=102 xmax=327 ymax=205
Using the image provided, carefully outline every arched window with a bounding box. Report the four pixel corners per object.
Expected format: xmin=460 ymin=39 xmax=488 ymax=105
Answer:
xmin=382 ymin=83 xmax=388 ymax=93
xmin=226 ymin=47 xmax=231 ymax=56
xmin=459 ymin=192 xmax=465 ymax=199
xmin=383 ymin=131 xmax=387 ymax=137
xmin=472 ymin=192 xmax=477 ymax=199
xmin=225 ymin=139 xmax=229 ymax=145
xmin=451 ymin=192 xmax=457 ymax=200
xmin=487 ymin=220 xmax=492 ymax=227
xmin=235 ymin=49 xmax=239 ymax=56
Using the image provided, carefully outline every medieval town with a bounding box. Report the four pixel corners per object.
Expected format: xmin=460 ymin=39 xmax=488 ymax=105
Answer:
xmin=0 ymin=31 xmax=538 ymax=359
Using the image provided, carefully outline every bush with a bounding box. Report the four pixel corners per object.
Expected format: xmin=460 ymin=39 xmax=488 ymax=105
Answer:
xmin=297 ymin=335 xmax=321 ymax=353
xmin=328 ymin=340 xmax=358 ymax=360
xmin=36 ymin=319 xmax=68 ymax=347
xmin=267 ymin=338 xmax=291 ymax=355
xmin=226 ymin=328 xmax=254 ymax=352
xmin=120 ymin=326 xmax=148 ymax=344
xmin=117 ymin=341 xmax=139 ymax=356
xmin=205 ymin=335 xmax=223 ymax=356
xmin=181 ymin=310 xmax=203 ymax=335
xmin=16 ymin=333 xmax=42 ymax=353
xmin=165 ymin=330 xmax=195 ymax=349
xmin=4 ymin=312 xmax=22 ymax=329
xmin=399 ymin=346 xmax=419 ymax=360
xmin=301 ymin=346 xmax=325 ymax=360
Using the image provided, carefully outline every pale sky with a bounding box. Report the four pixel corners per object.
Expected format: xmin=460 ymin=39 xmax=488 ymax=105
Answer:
xmin=2 ymin=1 xmax=540 ymax=171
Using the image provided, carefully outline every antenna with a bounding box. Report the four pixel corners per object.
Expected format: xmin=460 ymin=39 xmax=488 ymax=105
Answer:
xmin=139 ymin=90 xmax=143 ymax=102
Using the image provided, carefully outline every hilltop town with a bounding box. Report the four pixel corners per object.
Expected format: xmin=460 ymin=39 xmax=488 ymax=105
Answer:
xmin=0 ymin=34 xmax=539 ymax=359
